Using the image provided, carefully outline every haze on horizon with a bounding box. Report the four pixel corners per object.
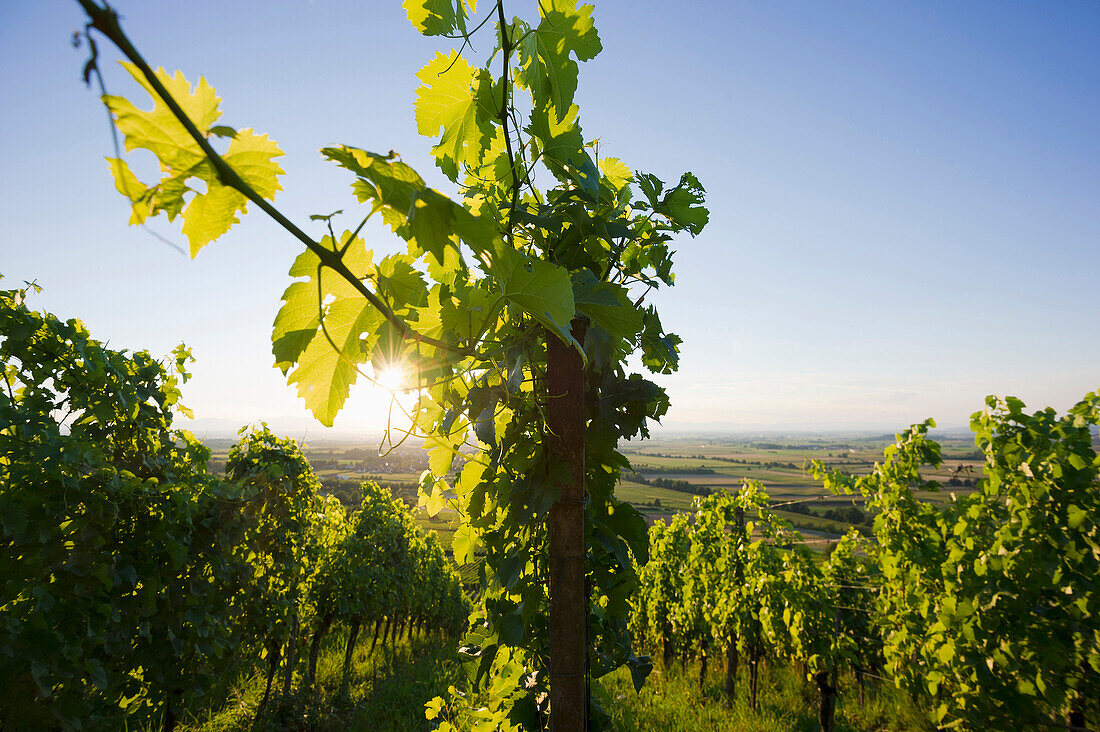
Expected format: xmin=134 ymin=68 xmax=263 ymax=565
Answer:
xmin=2 ymin=0 xmax=1098 ymax=435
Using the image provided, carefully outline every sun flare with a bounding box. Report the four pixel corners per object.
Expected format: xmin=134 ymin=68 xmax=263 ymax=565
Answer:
xmin=375 ymin=366 xmax=406 ymax=392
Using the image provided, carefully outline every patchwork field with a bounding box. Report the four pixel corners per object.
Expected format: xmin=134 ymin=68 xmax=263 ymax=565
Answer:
xmin=204 ymin=428 xmax=984 ymax=554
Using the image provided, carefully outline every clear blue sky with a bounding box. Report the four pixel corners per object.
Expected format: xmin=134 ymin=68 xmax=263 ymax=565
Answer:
xmin=2 ymin=0 xmax=1098 ymax=434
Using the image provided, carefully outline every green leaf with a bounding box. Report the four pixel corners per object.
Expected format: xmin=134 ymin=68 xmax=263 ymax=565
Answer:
xmin=275 ymin=234 xmax=383 ymax=426
xmin=321 ymin=146 xmax=425 ymax=229
xmin=208 ymin=124 xmax=237 ymax=138
xmin=516 ymin=0 xmax=602 ymax=117
xmin=106 ymin=157 xmax=148 ymax=222
xmin=414 ymin=51 xmax=496 ymax=181
xmin=473 ymin=403 xmax=497 ymax=447
xmin=501 ymin=612 xmax=525 ymax=645
xmin=273 ymin=234 xmax=372 ymax=372
xmin=627 ymin=654 xmax=653 ymax=692
xmin=180 ymin=183 xmax=243 ymax=254
xmin=571 ymin=269 xmax=642 ymax=341
xmin=422 ymin=479 xmax=448 ymax=516
xmin=424 ymin=696 xmax=444 ymax=721
xmin=272 ymin=280 xmax=321 ymax=372
xmin=222 ymin=128 xmax=283 ymax=199
xmin=598 ymin=156 xmax=633 ymax=194
xmin=104 ymin=64 xmax=284 ymax=256
xmin=104 ymin=62 xmax=219 ymax=169
xmin=430 ymin=444 xmax=456 ymax=476
xmin=408 ymin=190 xmax=457 ymax=267
xmin=493 ymin=246 xmax=575 ymax=342
xmin=451 ymin=524 xmax=477 ymax=564
xmin=322 ymin=145 xmax=495 ymax=266
xmin=528 ymin=102 xmax=598 ymax=194
xmin=1067 ymin=504 xmax=1086 ymax=529
xmin=658 ymin=172 xmax=708 ymax=236
xmin=639 ymin=306 xmax=681 ymax=374
xmin=600 ymin=500 xmax=649 ymax=565
xmin=497 ymin=552 xmax=525 ymax=589
xmin=375 ymin=254 xmax=429 ymax=315
xmin=403 ymin=0 xmax=475 ymax=37
xmin=636 ymin=172 xmax=663 ymax=208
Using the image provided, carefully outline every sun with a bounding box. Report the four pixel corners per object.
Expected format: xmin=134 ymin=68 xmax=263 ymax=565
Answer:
xmin=375 ymin=365 xmax=406 ymax=392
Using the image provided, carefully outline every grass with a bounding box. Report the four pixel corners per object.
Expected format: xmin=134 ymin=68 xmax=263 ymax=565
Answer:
xmin=596 ymin=657 xmax=933 ymax=732
xmin=173 ymin=625 xmax=933 ymax=732
xmin=615 ymin=479 xmax=698 ymax=511
xmin=178 ymin=628 xmax=466 ymax=732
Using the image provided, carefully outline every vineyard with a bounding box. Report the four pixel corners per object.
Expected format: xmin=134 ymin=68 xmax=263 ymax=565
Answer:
xmin=0 ymin=284 xmax=467 ymax=729
xmin=5 ymin=277 xmax=1099 ymax=730
xmin=2 ymin=0 xmax=1098 ymax=730
xmin=633 ymin=408 xmax=1100 ymax=730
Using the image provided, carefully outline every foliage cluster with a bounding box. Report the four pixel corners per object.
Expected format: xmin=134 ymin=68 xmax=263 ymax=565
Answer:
xmin=632 ymin=392 xmax=1100 ymax=730
xmin=633 ymin=482 xmax=878 ymax=725
xmin=61 ymin=1 xmax=1100 ymax=729
xmin=0 ymin=284 xmax=467 ymax=730
xmin=74 ymin=0 xmax=710 ymax=727
xmin=813 ymin=395 xmax=1100 ymax=729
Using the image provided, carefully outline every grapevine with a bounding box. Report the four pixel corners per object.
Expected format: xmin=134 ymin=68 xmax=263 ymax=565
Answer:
xmin=0 ymin=282 xmax=470 ymax=729
xmin=72 ymin=1 xmax=709 ymax=728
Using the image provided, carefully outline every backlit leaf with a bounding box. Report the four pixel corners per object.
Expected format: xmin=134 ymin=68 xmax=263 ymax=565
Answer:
xmin=103 ymin=64 xmax=284 ymax=256
xmin=403 ymin=0 xmax=476 ymax=37
xmin=493 ymin=246 xmax=575 ymax=341
xmin=414 ymin=51 xmax=496 ymax=181
xmin=516 ymin=0 xmax=601 ymax=117
xmin=273 ymin=234 xmax=382 ymax=426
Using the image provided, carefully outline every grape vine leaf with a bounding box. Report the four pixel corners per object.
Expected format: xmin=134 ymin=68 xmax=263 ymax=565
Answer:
xmin=104 ymin=63 xmax=284 ymax=257
xmin=402 ymin=0 xmax=476 ymax=37
xmin=597 ymin=156 xmax=633 ymax=195
xmin=492 ymin=246 xmax=576 ymax=344
xmin=374 ymin=254 xmax=430 ymax=317
xmin=321 ymin=146 xmax=425 ymax=231
xmin=528 ymin=102 xmax=598 ymax=194
xmin=571 ymin=269 xmax=642 ymax=342
xmin=657 ymin=172 xmax=709 ymax=235
xmin=638 ymin=306 xmax=681 ymax=374
xmin=451 ymin=523 xmax=477 ymax=564
xmin=272 ymin=233 xmax=383 ymax=426
xmin=321 ymin=145 xmax=497 ymax=266
xmin=429 ymin=444 xmax=456 ymax=477
xmin=104 ymin=62 xmax=219 ymax=168
xmin=517 ymin=0 xmax=602 ymax=118
xmin=414 ymin=51 xmax=497 ymax=181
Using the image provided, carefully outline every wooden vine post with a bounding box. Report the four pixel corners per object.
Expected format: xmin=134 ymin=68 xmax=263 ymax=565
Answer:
xmin=547 ymin=318 xmax=588 ymax=731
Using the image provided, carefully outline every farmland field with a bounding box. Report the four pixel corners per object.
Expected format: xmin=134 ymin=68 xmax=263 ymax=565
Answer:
xmin=201 ymin=429 xmax=985 ymax=552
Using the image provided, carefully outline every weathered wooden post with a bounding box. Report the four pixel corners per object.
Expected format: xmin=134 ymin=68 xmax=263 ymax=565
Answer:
xmin=547 ymin=319 xmax=588 ymax=731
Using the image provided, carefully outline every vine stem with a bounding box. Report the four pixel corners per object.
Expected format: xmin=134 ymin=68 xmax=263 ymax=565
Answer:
xmin=495 ymin=0 xmax=522 ymax=242
xmin=75 ymin=0 xmax=463 ymax=357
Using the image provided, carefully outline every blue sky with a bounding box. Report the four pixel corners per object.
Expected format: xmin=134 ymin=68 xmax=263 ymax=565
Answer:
xmin=2 ymin=0 xmax=1098 ymax=434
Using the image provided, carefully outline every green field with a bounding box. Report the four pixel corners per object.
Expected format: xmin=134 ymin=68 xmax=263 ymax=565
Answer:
xmin=205 ymin=431 xmax=982 ymax=551
xmin=613 ymin=432 xmax=983 ymax=541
